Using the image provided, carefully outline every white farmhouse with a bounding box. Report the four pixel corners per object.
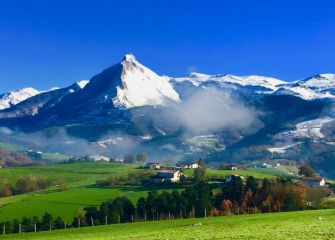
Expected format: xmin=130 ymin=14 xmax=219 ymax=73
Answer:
xmin=177 ymin=162 xmax=199 ymax=169
xmin=188 ymin=163 xmax=199 ymax=169
xmin=152 ymin=170 xmax=182 ymax=183
xmin=300 ymin=177 xmax=326 ymax=187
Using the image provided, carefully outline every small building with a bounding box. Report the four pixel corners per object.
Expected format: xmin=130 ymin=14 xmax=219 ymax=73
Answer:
xmin=89 ymin=155 xmax=110 ymax=162
xmin=300 ymin=177 xmax=326 ymax=187
xmin=188 ymin=163 xmax=199 ymax=169
xmin=147 ymin=162 xmax=161 ymax=169
xmin=223 ymin=164 xmax=238 ymax=170
xmin=114 ymin=158 xmax=124 ymax=163
xmin=152 ymin=170 xmax=181 ymax=183
xmin=177 ymin=162 xmax=199 ymax=169
xmin=262 ymin=163 xmax=273 ymax=168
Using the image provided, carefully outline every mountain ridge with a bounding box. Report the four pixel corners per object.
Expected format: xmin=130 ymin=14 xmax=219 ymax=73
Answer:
xmin=1 ymin=55 xmax=335 ymax=108
xmin=1 ymin=54 xmax=335 ymax=176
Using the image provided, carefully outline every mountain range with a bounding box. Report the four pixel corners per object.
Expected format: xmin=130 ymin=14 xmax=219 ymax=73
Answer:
xmin=1 ymin=54 xmax=335 ymax=176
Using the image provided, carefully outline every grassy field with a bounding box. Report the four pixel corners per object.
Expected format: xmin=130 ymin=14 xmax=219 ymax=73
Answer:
xmin=0 ymin=163 xmax=290 ymax=223
xmin=0 ymin=163 xmax=179 ymax=222
xmin=247 ymin=166 xmax=296 ymax=177
xmin=0 ymin=162 xmax=138 ymax=187
xmin=184 ymin=168 xmax=276 ymax=180
xmin=0 ymin=185 xmax=180 ymax=222
xmin=1 ymin=209 xmax=334 ymax=240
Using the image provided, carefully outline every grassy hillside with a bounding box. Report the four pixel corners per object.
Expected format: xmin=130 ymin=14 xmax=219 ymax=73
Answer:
xmin=0 ymin=142 xmax=26 ymax=152
xmin=0 ymin=163 xmax=178 ymax=222
xmin=0 ymin=141 xmax=70 ymax=162
xmin=247 ymin=165 xmax=297 ymax=177
xmin=0 ymin=162 xmax=137 ymax=187
xmin=0 ymin=186 xmax=177 ymax=222
xmin=1 ymin=209 xmax=334 ymax=240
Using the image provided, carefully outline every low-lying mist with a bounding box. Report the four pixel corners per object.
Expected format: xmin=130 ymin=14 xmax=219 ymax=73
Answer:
xmin=133 ymin=88 xmax=258 ymax=135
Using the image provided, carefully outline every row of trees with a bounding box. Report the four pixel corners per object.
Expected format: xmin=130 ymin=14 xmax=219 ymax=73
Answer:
xmin=214 ymin=176 xmax=310 ymax=215
xmin=0 ymin=184 xmax=211 ymax=234
xmin=0 ymin=212 xmax=66 ymax=234
xmin=84 ymin=185 xmax=211 ymax=226
xmin=0 ymin=175 xmax=52 ymax=197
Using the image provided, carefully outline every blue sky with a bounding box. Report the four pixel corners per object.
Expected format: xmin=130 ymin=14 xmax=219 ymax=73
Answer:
xmin=0 ymin=0 xmax=334 ymax=93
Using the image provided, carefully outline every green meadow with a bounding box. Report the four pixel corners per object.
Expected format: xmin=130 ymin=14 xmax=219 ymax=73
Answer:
xmin=0 ymin=162 xmax=279 ymax=222
xmin=0 ymin=162 xmax=138 ymax=187
xmin=1 ymin=209 xmax=334 ymax=240
xmin=184 ymin=168 xmax=275 ymax=180
xmin=0 ymin=163 xmax=177 ymax=222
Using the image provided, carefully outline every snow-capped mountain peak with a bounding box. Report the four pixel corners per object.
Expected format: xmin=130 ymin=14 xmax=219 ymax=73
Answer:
xmin=123 ymin=53 xmax=137 ymax=62
xmin=112 ymin=54 xmax=180 ymax=108
xmin=76 ymin=80 xmax=90 ymax=89
xmin=0 ymin=87 xmax=40 ymax=110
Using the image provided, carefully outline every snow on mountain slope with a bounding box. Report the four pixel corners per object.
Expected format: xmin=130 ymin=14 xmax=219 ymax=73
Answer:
xmin=279 ymin=118 xmax=334 ymax=139
xmin=69 ymin=80 xmax=90 ymax=93
xmin=173 ymin=72 xmax=335 ymax=100
xmin=0 ymin=80 xmax=90 ymax=119
xmin=268 ymin=142 xmax=302 ymax=154
xmin=0 ymin=88 xmax=40 ymax=110
xmin=273 ymin=74 xmax=335 ymax=100
xmin=112 ymin=54 xmax=180 ymax=108
xmin=273 ymin=85 xmax=335 ymax=100
xmin=173 ymin=73 xmax=285 ymax=91
xmin=298 ymin=74 xmax=335 ymax=90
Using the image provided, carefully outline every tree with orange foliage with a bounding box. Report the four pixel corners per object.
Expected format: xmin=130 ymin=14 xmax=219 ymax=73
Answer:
xmin=219 ymin=199 xmax=233 ymax=215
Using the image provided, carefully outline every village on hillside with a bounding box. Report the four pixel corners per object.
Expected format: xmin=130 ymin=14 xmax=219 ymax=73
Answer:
xmin=62 ymin=152 xmax=332 ymax=188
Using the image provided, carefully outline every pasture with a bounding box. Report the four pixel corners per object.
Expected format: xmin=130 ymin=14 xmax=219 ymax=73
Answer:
xmin=1 ymin=209 xmax=334 ymax=240
xmin=0 ymin=162 xmax=303 ymax=223
xmin=0 ymin=163 xmax=167 ymax=221
xmin=184 ymin=168 xmax=275 ymax=180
